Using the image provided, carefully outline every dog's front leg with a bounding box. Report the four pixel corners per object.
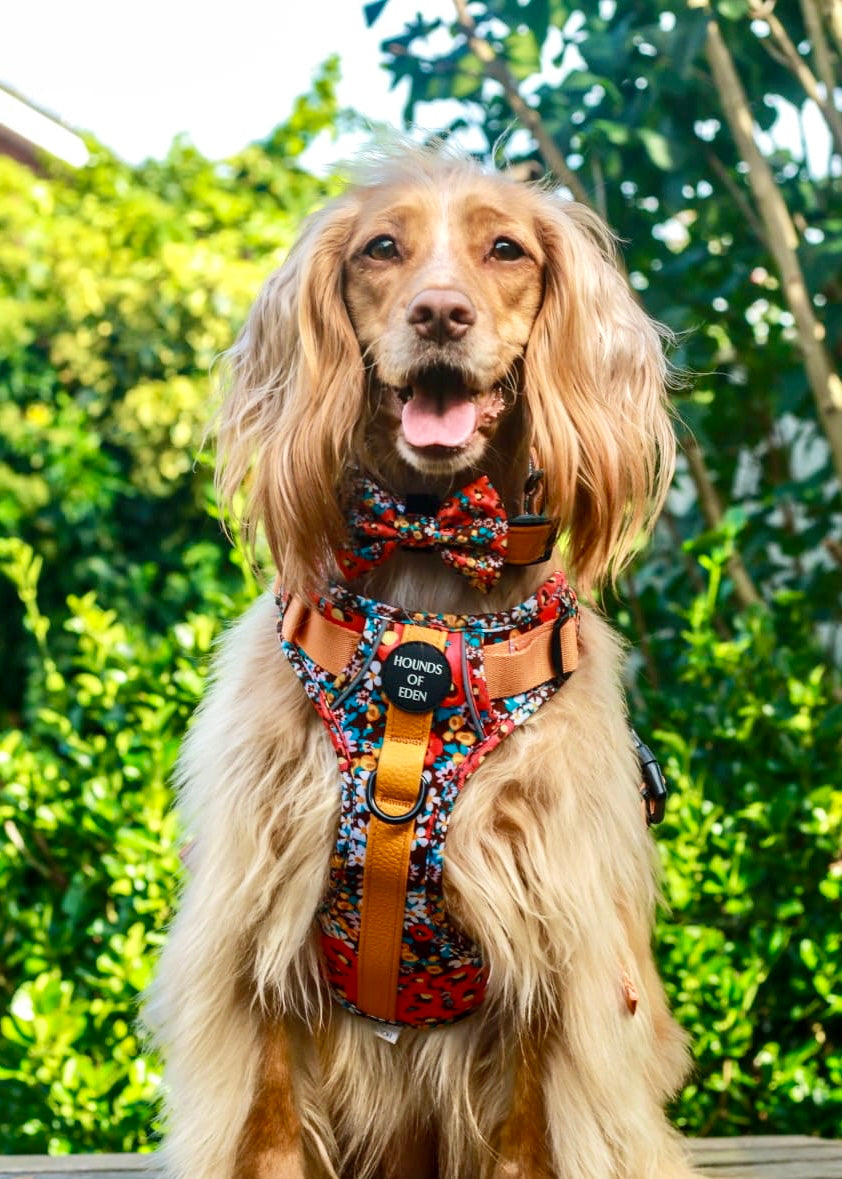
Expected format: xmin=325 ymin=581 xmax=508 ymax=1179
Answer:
xmin=489 ymin=1039 xmax=554 ymax=1179
xmin=234 ymin=1019 xmax=309 ymax=1179
xmin=537 ymin=954 xmax=699 ymax=1179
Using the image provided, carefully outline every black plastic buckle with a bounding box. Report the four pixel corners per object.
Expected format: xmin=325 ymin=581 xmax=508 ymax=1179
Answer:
xmin=550 ymin=611 xmax=574 ymax=680
xmin=508 ymin=514 xmax=560 ymax=565
xmin=632 ymin=730 xmax=668 ymax=826
xmin=365 ymin=770 xmax=427 ymax=826
xmin=404 ymin=492 xmax=441 ymax=516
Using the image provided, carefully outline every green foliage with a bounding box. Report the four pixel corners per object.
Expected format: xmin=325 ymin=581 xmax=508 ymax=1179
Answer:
xmin=3 ymin=10 xmax=841 ymax=1151
xmin=652 ymin=540 xmax=841 ymax=1132
xmin=369 ymin=0 xmax=842 ymax=1137
xmin=0 ymin=69 xmax=340 ymax=1152
xmin=0 ymin=63 xmax=344 ymax=721
xmin=1 ymin=537 xmax=186 ymax=1150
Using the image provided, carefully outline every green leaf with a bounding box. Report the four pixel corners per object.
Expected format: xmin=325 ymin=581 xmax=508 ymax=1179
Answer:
xmin=639 ymin=128 xmax=675 ymax=170
xmin=363 ymin=0 xmax=390 ymax=27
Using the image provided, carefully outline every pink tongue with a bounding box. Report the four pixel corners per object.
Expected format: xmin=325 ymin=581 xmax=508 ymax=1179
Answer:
xmin=402 ymin=391 xmax=477 ymax=449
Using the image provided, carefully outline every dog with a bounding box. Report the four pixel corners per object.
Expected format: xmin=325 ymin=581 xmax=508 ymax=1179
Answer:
xmin=148 ymin=145 xmax=698 ymax=1179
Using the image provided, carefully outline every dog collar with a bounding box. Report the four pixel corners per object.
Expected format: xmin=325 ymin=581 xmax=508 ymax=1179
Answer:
xmin=278 ymin=572 xmax=579 ymax=1027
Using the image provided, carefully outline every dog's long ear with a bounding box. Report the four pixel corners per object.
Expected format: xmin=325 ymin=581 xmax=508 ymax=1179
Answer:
xmin=216 ymin=197 xmax=363 ymax=593
xmin=525 ymin=199 xmax=675 ymax=593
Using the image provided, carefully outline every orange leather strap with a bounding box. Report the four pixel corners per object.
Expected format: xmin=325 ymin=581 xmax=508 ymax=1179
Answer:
xmin=505 ymin=518 xmax=558 ymax=566
xmin=356 ymin=624 xmax=447 ymax=1021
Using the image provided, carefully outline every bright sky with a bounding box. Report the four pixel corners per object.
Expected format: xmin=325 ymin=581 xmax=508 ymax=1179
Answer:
xmin=2 ymin=0 xmax=458 ymax=168
xmin=2 ymin=1 xmax=831 ymax=174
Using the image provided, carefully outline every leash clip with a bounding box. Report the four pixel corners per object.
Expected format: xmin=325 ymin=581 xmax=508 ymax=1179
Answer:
xmin=523 ymin=466 xmax=545 ymax=515
xmin=632 ymin=730 xmax=668 ymax=826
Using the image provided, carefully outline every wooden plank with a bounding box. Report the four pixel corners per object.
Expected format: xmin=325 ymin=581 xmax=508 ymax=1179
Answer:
xmin=699 ymin=1137 xmax=842 ymax=1150
xmin=0 ymin=1172 xmax=144 ymax=1179
xmin=690 ymin=1139 xmax=842 ymax=1177
xmin=700 ymin=1164 xmax=842 ymax=1175
xmin=692 ymin=1137 xmax=842 ymax=1165
xmin=0 ymin=1165 xmax=146 ymax=1176
xmin=0 ymin=1159 xmax=148 ymax=1177
xmin=2 ymin=1141 xmax=841 ymax=1178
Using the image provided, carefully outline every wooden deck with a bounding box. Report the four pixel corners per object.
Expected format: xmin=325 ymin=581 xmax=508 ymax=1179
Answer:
xmin=1 ymin=1140 xmax=841 ymax=1178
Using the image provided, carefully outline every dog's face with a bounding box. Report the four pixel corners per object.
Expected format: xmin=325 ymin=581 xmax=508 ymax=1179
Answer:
xmin=342 ymin=178 xmax=545 ymax=481
xmin=217 ymin=149 xmax=674 ymax=596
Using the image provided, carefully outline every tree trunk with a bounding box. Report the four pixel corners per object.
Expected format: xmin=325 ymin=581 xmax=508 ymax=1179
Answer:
xmin=451 ymin=0 xmax=592 ymax=205
xmin=701 ymin=8 xmax=842 ymax=484
xmin=681 ymin=433 xmax=762 ymax=608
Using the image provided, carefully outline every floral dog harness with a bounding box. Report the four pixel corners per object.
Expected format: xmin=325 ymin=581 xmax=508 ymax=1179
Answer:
xmin=278 ymin=571 xmax=579 ymax=1028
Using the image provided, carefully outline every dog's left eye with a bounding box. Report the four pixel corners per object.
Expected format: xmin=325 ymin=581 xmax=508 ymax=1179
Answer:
xmin=490 ymin=237 xmax=526 ymax=261
xmin=363 ymin=235 xmax=400 ymax=261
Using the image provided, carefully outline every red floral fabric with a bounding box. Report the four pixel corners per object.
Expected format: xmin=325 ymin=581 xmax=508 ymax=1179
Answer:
xmin=278 ymin=572 xmax=579 ymax=1028
xmin=335 ymin=474 xmax=509 ymax=591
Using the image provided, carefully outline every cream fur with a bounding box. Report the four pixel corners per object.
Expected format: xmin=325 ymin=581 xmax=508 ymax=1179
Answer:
xmin=146 ymin=146 xmax=698 ymax=1179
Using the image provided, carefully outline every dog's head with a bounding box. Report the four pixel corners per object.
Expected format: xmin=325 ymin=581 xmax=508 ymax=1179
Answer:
xmin=217 ymin=147 xmax=674 ymax=595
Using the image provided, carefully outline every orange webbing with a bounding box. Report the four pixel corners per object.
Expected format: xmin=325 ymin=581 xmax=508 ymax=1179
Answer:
xmin=483 ymin=615 xmax=578 ymax=698
xmin=281 ymin=595 xmax=360 ymax=676
xmin=283 ymin=595 xmax=578 ymax=702
xmin=356 ymin=624 xmax=447 ymax=1022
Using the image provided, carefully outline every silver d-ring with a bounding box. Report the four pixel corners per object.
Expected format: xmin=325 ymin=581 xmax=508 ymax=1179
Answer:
xmin=365 ymin=770 xmax=427 ymax=825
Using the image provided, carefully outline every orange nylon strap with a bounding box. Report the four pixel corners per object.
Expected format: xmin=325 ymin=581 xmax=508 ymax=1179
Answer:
xmin=356 ymin=624 xmax=447 ymax=1022
xmin=483 ymin=615 xmax=578 ymax=698
xmin=281 ymin=594 xmax=360 ymax=676
xmin=283 ymin=596 xmax=577 ymax=700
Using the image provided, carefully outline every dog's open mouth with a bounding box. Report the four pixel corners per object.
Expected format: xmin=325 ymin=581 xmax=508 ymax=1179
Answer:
xmin=396 ymin=365 xmax=504 ymax=451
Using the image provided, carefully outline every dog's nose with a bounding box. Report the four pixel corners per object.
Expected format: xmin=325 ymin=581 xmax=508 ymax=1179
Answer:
xmin=406 ymin=289 xmax=476 ymax=342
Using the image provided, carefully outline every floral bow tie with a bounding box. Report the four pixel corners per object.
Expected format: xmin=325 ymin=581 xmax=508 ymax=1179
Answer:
xmin=335 ymin=475 xmax=509 ymax=591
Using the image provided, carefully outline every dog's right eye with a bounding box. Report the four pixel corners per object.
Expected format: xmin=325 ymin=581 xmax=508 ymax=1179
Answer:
xmin=363 ymin=235 xmax=400 ymax=261
xmin=490 ymin=237 xmax=526 ymax=261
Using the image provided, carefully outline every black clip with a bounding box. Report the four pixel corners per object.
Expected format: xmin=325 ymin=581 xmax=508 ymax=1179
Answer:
xmin=404 ymin=492 xmax=441 ymax=517
xmin=632 ymin=730 xmax=668 ymax=826
xmin=523 ymin=466 xmax=545 ymax=515
xmin=550 ymin=612 xmax=574 ymax=680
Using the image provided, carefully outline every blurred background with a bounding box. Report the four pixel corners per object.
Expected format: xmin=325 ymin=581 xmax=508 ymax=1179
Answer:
xmin=1 ymin=0 xmax=839 ymax=1153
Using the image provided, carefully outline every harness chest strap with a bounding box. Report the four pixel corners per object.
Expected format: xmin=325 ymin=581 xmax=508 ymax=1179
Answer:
xmin=280 ymin=594 xmax=579 ymax=690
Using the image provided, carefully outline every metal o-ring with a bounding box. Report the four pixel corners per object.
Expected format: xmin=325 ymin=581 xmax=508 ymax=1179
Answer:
xmin=365 ymin=770 xmax=427 ymax=825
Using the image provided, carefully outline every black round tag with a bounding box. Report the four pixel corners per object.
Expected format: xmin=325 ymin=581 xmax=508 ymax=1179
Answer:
xmin=382 ymin=641 xmax=452 ymax=714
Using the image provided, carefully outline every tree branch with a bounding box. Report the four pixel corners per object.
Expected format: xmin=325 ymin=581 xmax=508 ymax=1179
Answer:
xmin=447 ymin=0 xmax=769 ymax=610
xmin=801 ymin=0 xmax=842 ymax=134
xmin=705 ymin=149 xmax=770 ymax=247
xmin=681 ymin=433 xmax=763 ymax=608
xmin=590 ymin=153 xmax=607 ymax=221
xmin=621 ymin=571 xmax=661 ymax=689
xmin=700 ymin=6 xmax=842 ymax=482
xmin=818 ymin=0 xmax=842 ymax=57
xmin=451 ymin=0 xmax=592 ymax=204
xmin=751 ymin=0 xmax=842 ymax=157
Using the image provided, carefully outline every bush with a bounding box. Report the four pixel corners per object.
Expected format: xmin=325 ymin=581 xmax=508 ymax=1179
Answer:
xmin=1 ymin=56 xmax=839 ymax=1148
